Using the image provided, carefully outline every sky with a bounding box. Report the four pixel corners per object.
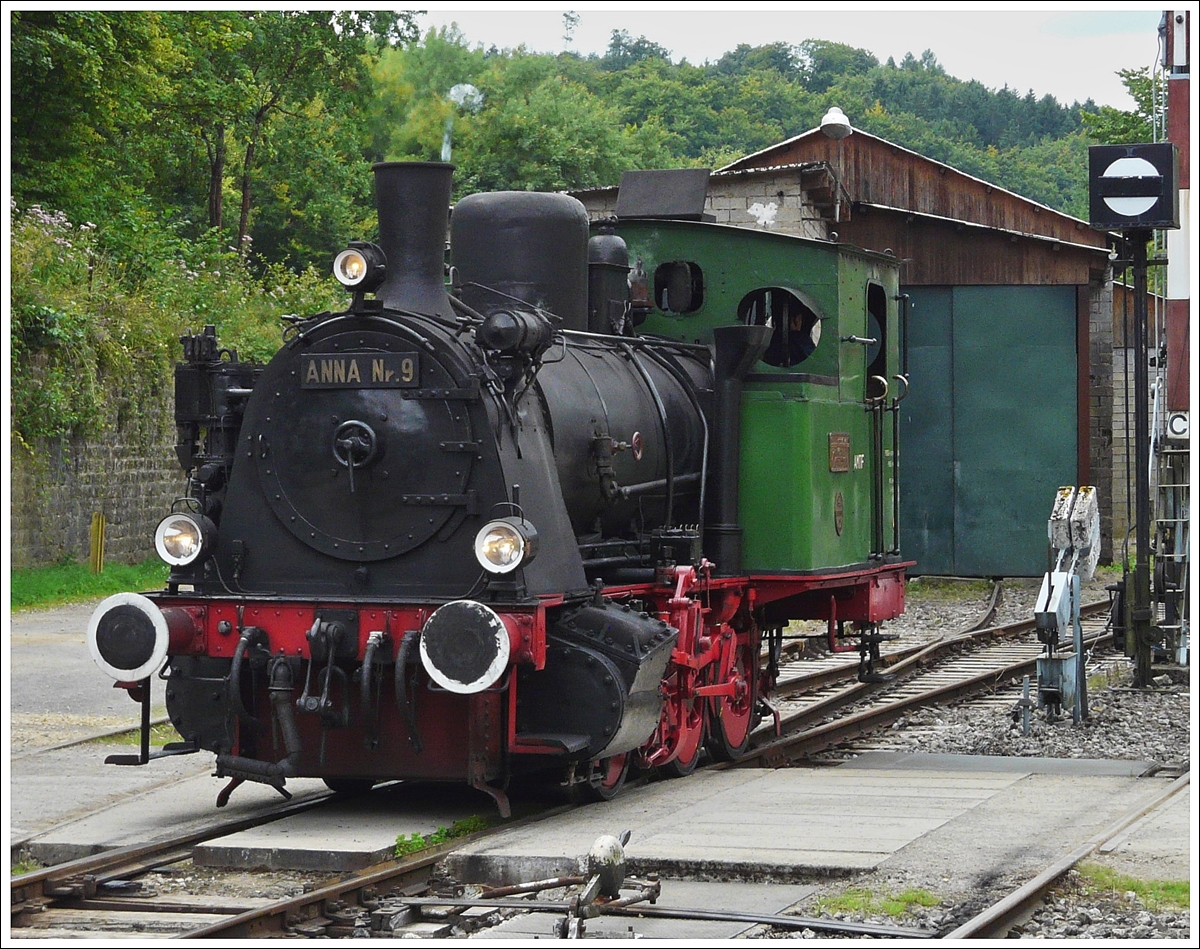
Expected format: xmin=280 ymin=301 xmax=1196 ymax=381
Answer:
xmin=415 ymin=2 xmax=1175 ymax=110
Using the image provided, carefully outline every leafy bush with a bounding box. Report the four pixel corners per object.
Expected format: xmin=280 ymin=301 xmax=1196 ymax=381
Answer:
xmin=9 ymin=201 xmax=348 ymax=443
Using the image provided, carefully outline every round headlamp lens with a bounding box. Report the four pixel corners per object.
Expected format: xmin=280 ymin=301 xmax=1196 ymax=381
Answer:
xmin=475 ymin=522 xmax=525 ymax=573
xmin=333 ymin=248 xmax=368 ymax=287
xmin=155 ymin=514 xmax=205 ymax=566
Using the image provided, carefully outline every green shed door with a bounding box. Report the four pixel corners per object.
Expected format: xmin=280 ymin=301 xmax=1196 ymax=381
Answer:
xmin=901 ymin=286 xmax=1077 ymax=577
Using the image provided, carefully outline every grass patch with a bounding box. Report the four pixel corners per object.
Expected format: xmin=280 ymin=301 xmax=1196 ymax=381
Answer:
xmin=395 ymin=815 xmax=491 ymax=858
xmin=83 ymin=721 xmax=183 ymax=747
xmin=11 ymin=851 xmax=43 ymax=877
xmin=814 ymin=887 xmax=940 ymax=918
xmin=11 ymin=558 xmax=169 ymax=611
xmin=905 ymin=577 xmax=995 ymax=601
xmin=1087 ymin=664 xmax=1130 ymax=693
xmin=1077 ymin=862 xmax=1189 ymax=910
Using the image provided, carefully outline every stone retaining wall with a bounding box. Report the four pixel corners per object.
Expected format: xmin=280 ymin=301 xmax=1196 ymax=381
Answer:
xmin=10 ymin=397 xmax=185 ymax=568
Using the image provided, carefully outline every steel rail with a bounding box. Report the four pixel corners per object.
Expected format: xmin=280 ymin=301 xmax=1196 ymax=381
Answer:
xmin=599 ymin=901 xmax=934 ymax=937
xmin=739 ymin=607 xmax=1112 ymax=767
xmin=771 ymin=578 xmax=1007 ymax=700
xmin=10 ymin=792 xmax=335 ymax=924
xmin=945 ymin=772 xmax=1190 ymax=939
xmin=383 ymin=896 xmax=934 ymax=937
xmin=768 ymin=600 xmax=1109 ymax=715
xmin=180 ymin=803 xmax=574 ymax=938
xmin=10 ymin=716 xmax=172 ymax=763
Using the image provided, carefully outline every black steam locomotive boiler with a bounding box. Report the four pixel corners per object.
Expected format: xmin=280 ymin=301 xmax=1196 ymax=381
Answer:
xmin=87 ymin=162 xmax=910 ymax=810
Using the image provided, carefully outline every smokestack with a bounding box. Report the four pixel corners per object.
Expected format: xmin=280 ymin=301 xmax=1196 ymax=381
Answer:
xmin=371 ymin=162 xmax=455 ymax=319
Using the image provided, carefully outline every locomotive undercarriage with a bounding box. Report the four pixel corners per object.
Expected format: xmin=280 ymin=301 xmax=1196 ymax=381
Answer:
xmin=125 ymin=560 xmax=905 ymax=813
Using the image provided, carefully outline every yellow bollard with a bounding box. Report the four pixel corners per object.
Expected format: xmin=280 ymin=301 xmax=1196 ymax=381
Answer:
xmin=89 ymin=512 xmax=107 ymax=574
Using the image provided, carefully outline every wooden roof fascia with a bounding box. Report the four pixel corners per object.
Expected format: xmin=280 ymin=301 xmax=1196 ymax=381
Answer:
xmin=850 ymin=202 xmax=1111 ymax=256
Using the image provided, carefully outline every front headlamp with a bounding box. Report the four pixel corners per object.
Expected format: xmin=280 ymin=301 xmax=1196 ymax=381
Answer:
xmin=473 ymin=517 xmax=539 ymax=574
xmin=333 ymin=241 xmax=386 ymax=291
xmin=154 ymin=513 xmax=213 ymax=567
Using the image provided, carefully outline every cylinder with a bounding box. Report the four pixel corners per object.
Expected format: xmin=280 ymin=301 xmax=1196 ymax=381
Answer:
xmin=451 ymin=192 xmax=590 ymax=332
xmin=371 ymin=162 xmax=455 ymax=320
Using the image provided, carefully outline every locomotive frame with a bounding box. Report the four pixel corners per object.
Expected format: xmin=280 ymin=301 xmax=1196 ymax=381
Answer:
xmin=87 ymin=162 xmax=911 ymax=812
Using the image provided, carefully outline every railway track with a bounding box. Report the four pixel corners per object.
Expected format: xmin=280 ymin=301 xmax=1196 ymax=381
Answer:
xmin=12 ymin=599 xmax=1122 ymax=939
xmin=740 ymin=601 xmax=1113 ymax=767
xmin=10 ymin=794 xmax=337 ymax=936
xmin=948 ymin=771 xmax=1190 ymax=938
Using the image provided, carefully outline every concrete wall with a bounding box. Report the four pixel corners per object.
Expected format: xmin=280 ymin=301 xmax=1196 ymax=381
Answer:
xmin=10 ymin=395 xmax=185 ymax=569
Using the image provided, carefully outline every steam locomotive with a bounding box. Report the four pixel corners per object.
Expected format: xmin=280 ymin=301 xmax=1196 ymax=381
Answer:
xmin=87 ymin=162 xmax=911 ymax=812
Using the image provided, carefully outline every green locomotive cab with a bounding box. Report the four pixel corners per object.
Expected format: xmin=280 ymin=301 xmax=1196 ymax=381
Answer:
xmin=609 ymin=220 xmax=904 ymax=575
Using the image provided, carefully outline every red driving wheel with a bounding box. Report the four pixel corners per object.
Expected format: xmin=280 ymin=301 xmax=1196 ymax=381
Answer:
xmin=658 ymin=669 xmax=706 ymax=778
xmin=707 ymin=630 xmax=756 ymax=761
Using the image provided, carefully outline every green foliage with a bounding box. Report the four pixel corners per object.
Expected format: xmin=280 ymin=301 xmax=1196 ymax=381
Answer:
xmin=9 ymin=204 xmax=177 ymax=442
xmin=600 ymin=30 xmax=672 ymax=71
xmin=815 ymin=886 xmax=940 ymax=918
xmin=85 ymin=721 xmax=184 ymax=747
xmin=394 ymin=815 xmax=491 ymax=857
xmin=9 ymin=201 xmax=347 ymax=442
xmin=10 ymin=10 xmax=417 ymax=270
xmin=1081 ymin=68 xmax=1157 ymax=144
xmin=906 ymin=577 xmax=995 ymax=601
xmin=11 ymin=851 xmax=44 ymax=877
xmin=10 ymin=557 xmax=170 ymax=611
xmin=797 ymin=39 xmax=878 ymax=92
xmin=1076 ymin=862 xmax=1189 ymax=910
xmin=12 ymin=13 xmax=1109 ymax=285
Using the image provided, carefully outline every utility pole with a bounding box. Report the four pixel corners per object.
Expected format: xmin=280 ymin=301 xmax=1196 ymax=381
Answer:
xmin=1088 ymin=142 xmax=1179 ymax=687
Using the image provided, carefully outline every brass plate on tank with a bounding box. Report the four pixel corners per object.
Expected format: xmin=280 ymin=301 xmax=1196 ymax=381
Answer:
xmin=834 ymin=492 xmax=844 ymax=535
xmin=829 ymin=432 xmax=851 ymax=473
xmin=300 ymin=352 xmax=419 ymax=388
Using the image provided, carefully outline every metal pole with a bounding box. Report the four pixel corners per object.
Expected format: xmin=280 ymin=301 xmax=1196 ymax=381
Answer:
xmin=139 ymin=677 xmax=152 ymax=764
xmin=1131 ymin=231 xmax=1154 ymax=686
xmin=1072 ymin=575 xmax=1088 ymax=724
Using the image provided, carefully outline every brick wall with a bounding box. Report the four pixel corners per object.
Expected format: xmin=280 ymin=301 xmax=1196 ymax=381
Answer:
xmin=10 ymin=394 xmax=186 ymax=568
xmin=577 ymin=173 xmax=830 ymax=240
xmin=706 ymin=172 xmax=829 ymax=238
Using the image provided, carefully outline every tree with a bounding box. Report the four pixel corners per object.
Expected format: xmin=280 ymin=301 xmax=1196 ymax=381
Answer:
xmin=797 ymin=39 xmax=878 ymax=92
xmin=367 ymin=26 xmax=489 ymax=163
xmin=714 ymin=43 xmax=802 ymax=79
xmin=455 ymin=54 xmax=673 ymax=193
xmin=10 ymin=11 xmax=179 ymax=217
xmin=160 ymin=12 xmax=416 ymax=252
xmin=600 ymin=30 xmax=672 ymax=71
xmin=1081 ymin=67 xmax=1157 ymax=143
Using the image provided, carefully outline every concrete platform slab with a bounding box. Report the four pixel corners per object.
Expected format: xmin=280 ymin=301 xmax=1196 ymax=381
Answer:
xmin=472 ymin=880 xmax=816 ymax=940
xmin=864 ymin=771 xmax=1173 ymax=897
xmin=194 ymin=782 xmax=498 ymax=871
xmin=841 ymin=751 xmax=1157 ymax=776
xmin=1093 ymin=784 xmax=1190 ymax=881
xmin=444 ymin=767 xmax=1026 ymax=884
xmin=18 ymin=751 xmax=331 ymax=866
